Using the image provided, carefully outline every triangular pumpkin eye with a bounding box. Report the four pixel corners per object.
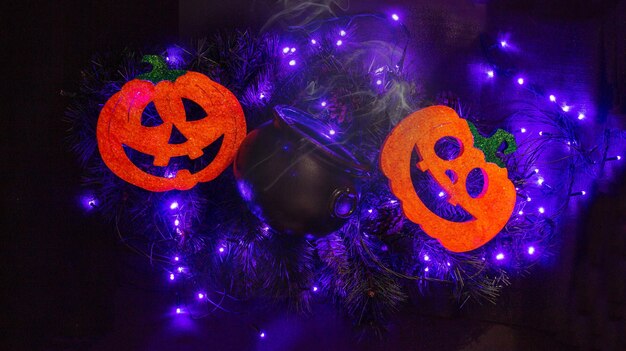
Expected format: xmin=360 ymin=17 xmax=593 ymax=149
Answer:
xmin=182 ymin=98 xmax=207 ymax=121
xmin=140 ymin=102 xmax=164 ymax=127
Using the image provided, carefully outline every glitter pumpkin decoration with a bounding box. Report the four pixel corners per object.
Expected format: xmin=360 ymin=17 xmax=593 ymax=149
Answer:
xmin=380 ymin=105 xmax=516 ymax=252
xmin=97 ymin=55 xmax=247 ymax=192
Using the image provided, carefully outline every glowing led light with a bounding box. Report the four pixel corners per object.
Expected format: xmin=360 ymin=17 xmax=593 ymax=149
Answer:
xmin=282 ymin=47 xmax=290 ymax=54
xmin=534 ymin=168 xmax=539 ymax=174
xmin=376 ymin=79 xmax=382 ymax=85
xmin=391 ymin=13 xmax=399 ymax=21
xmin=517 ymin=77 xmax=525 ymax=85
xmin=259 ymin=332 xmax=266 ymax=338
xmin=88 ymin=198 xmax=97 ymax=207
xmin=177 ymin=266 xmax=184 ymax=273
xmin=549 ymin=94 xmax=556 ymax=102
xmin=539 ymin=131 xmax=543 ymax=136
xmin=288 ymin=59 xmax=296 ymax=66
xmin=336 ymin=40 xmax=343 ymax=46
xmin=367 ymin=209 xmax=373 ymax=213
xmin=310 ymin=39 xmax=317 ymax=44
xmin=312 ymin=286 xmax=318 ymax=292
xmin=170 ymin=202 xmax=179 ymax=210
xmin=176 ymin=307 xmax=182 ymax=314
xmin=518 ymin=210 xmax=524 ymax=215
xmin=290 ymin=47 xmax=296 ymax=53
xmin=582 ymin=191 xmax=586 ymax=195
xmin=496 ymin=253 xmax=505 ymax=260
xmin=538 ymin=207 xmax=545 ymax=214
xmin=424 ymin=267 xmax=429 ymax=272
xmin=321 ymin=101 xmax=327 ymax=107
xmin=174 ymin=219 xmax=180 ymax=226
xmin=174 ymin=256 xmax=180 ymax=262
xmin=520 ymin=128 xmax=526 ymax=133
xmin=259 ymin=93 xmax=265 ymax=99
xmin=218 ymin=246 xmax=225 ymax=253
xmin=169 ymin=273 xmax=175 ymax=281
xmin=577 ymin=112 xmax=585 ymax=120
xmin=618 ymin=156 xmax=622 ymax=160
xmin=527 ymin=196 xmax=532 ymax=202
xmin=561 ymin=104 xmax=570 ymax=112
xmin=329 ymin=129 xmax=336 ymax=135
xmin=339 ymin=30 xmax=346 ymax=37
xmin=527 ymin=246 xmax=535 ymax=255
xmin=500 ymin=40 xmax=508 ymax=48
xmin=389 ymin=199 xmax=397 ymax=204
xmin=487 ymin=70 xmax=494 ymax=78
xmin=438 ymin=191 xmax=445 ymax=198
xmin=537 ymin=177 xmax=544 ymax=185
xmin=198 ymin=293 xmax=205 ymax=299
xmin=446 ymin=262 xmax=451 ymax=266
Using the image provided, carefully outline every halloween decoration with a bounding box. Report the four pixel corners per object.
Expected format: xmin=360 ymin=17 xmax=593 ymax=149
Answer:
xmin=380 ymin=105 xmax=517 ymax=252
xmin=234 ymin=105 xmax=367 ymax=236
xmin=467 ymin=121 xmax=517 ymax=168
xmin=97 ymin=55 xmax=246 ymax=192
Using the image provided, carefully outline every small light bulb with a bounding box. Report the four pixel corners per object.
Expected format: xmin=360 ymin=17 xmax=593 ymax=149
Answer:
xmin=534 ymin=168 xmax=539 ymax=173
xmin=527 ymin=246 xmax=535 ymax=255
xmin=539 ymin=131 xmax=543 ymax=136
xmin=527 ymin=196 xmax=532 ymax=202
xmin=311 ymin=39 xmax=317 ymax=45
xmin=392 ymin=13 xmax=400 ymax=21
xmin=174 ymin=256 xmax=180 ymax=262
xmin=549 ymin=94 xmax=556 ymax=102
xmin=538 ymin=207 xmax=545 ymax=214
xmin=177 ymin=266 xmax=184 ymax=273
xmin=336 ymin=40 xmax=343 ymax=46
xmin=290 ymin=47 xmax=296 ymax=53
xmin=537 ymin=177 xmax=544 ymax=185
xmin=288 ymin=59 xmax=296 ymax=66
xmin=340 ymin=30 xmax=346 ymax=37
xmin=487 ymin=70 xmax=494 ymax=78
xmin=500 ymin=40 xmax=508 ymax=48
xmin=259 ymin=93 xmax=265 ymax=99
xmin=218 ymin=247 xmax=225 ymax=253
xmin=577 ymin=112 xmax=585 ymax=120
xmin=424 ymin=267 xmax=429 ymax=272
xmin=282 ymin=47 xmax=290 ymax=54
xmin=438 ymin=191 xmax=445 ymax=198
xmin=169 ymin=273 xmax=175 ymax=281
xmin=582 ymin=191 xmax=586 ymax=195
xmin=496 ymin=253 xmax=505 ymax=260
xmin=260 ymin=332 xmax=266 ymax=338
xmin=329 ymin=129 xmax=336 ymax=135
xmin=312 ymin=286 xmax=318 ymax=292
xmin=618 ymin=156 xmax=622 ymax=160
xmin=367 ymin=209 xmax=373 ymax=213
xmin=561 ymin=104 xmax=570 ymax=112
xmin=517 ymin=77 xmax=524 ymax=85
xmin=174 ymin=219 xmax=180 ymax=226
xmin=518 ymin=210 xmax=524 ymax=215
xmin=176 ymin=307 xmax=182 ymax=314
xmin=321 ymin=101 xmax=327 ymax=107
xmin=376 ymin=79 xmax=382 ymax=85
xmin=198 ymin=293 xmax=204 ymax=299
xmin=521 ymin=128 xmax=527 ymax=133
xmin=170 ymin=202 xmax=179 ymax=210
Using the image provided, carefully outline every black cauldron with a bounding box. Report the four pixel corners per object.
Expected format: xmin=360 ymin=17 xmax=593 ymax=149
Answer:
xmin=233 ymin=106 xmax=368 ymax=236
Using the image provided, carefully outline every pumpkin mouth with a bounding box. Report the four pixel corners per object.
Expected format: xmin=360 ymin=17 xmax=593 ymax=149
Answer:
xmin=122 ymin=135 xmax=225 ymax=178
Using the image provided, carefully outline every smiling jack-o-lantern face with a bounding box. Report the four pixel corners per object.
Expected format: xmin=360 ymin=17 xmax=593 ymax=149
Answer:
xmin=97 ymin=55 xmax=246 ymax=192
xmin=380 ymin=106 xmax=516 ymax=252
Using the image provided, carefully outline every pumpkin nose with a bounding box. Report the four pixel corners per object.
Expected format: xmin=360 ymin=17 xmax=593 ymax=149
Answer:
xmin=168 ymin=125 xmax=188 ymax=144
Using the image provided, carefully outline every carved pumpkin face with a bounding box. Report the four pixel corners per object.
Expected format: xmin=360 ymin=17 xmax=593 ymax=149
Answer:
xmin=380 ymin=106 xmax=516 ymax=252
xmin=97 ymin=55 xmax=246 ymax=192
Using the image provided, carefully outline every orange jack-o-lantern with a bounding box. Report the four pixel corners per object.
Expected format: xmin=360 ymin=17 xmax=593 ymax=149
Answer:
xmin=97 ymin=55 xmax=246 ymax=192
xmin=380 ymin=106 xmax=516 ymax=252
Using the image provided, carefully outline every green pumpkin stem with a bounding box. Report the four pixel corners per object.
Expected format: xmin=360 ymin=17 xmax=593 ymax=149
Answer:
xmin=137 ymin=55 xmax=186 ymax=83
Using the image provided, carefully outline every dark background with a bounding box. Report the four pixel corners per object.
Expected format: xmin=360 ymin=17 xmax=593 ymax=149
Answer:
xmin=3 ymin=0 xmax=625 ymax=350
